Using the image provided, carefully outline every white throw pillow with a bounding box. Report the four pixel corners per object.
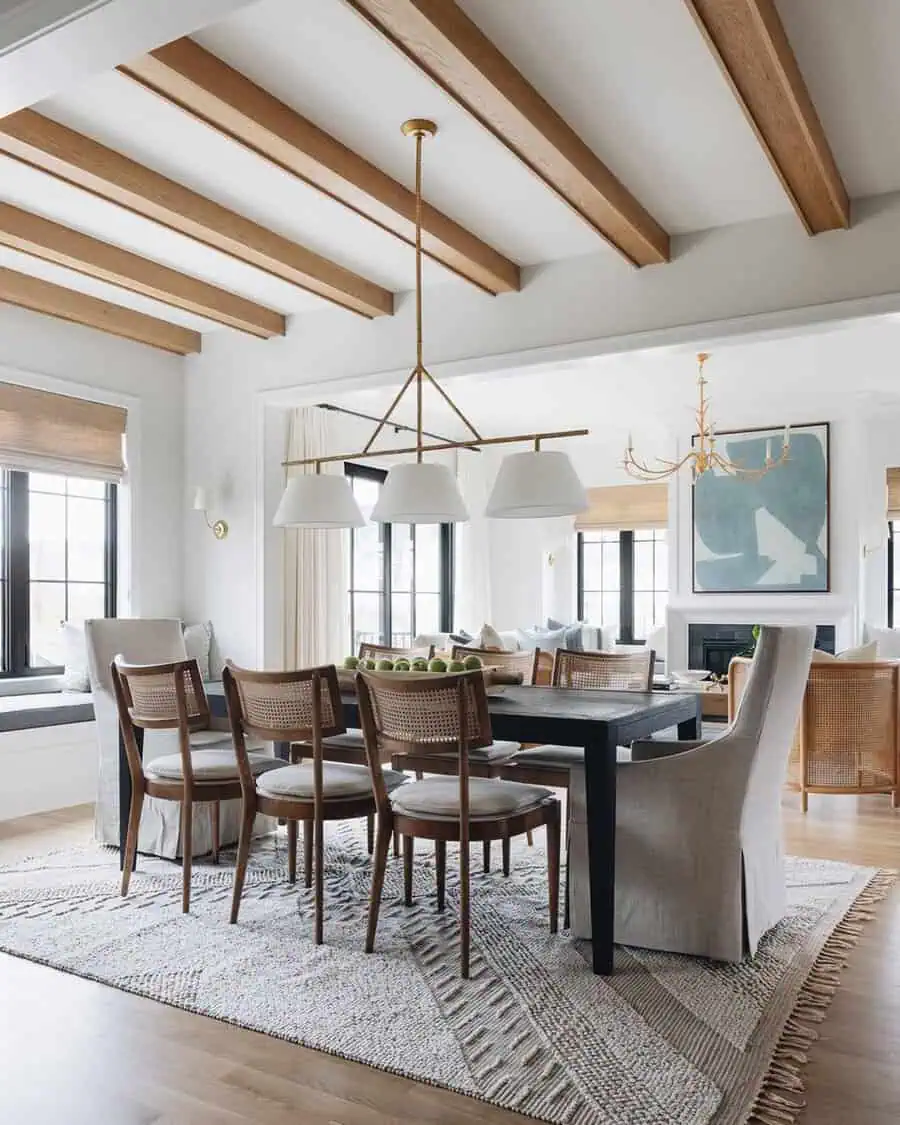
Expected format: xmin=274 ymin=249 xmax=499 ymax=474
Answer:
xmin=60 ymin=622 xmax=90 ymax=692
xmin=866 ymin=626 xmax=900 ymax=660
xmin=811 ymin=641 xmax=877 ymax=663
xmin=474 ymin=624 xmax=519 ymax=651
xmin=183 ymin=621 xmax=213 ymax=680
xmin=515 ymin=625 xmax=568 ymax=653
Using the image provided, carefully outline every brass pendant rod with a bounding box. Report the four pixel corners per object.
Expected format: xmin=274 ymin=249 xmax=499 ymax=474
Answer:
xmin=414 ymin=129 xmax=425 ymax=463
xmin=361 ymin=366 xmax=419 ymax=453
xmin=421 ymin=367 xmax=483 ymax=441
xmin=283 ymin=427 xmax=589 ymax=468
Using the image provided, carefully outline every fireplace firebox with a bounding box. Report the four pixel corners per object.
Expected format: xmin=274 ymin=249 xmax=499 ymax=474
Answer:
xmin=687 ymin=624 xmax=835 ymax=677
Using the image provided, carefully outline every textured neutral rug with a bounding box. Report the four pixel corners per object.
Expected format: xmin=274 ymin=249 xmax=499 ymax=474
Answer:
xmin=0 ymin=826 xmax=891 ymax=1125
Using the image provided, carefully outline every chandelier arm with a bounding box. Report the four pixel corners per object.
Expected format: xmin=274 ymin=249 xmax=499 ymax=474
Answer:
xmin=362 ymin=366 xmax=419 ymax=453
xmin=623 ymin=449 xmax=695 ymax=479
xmin=283 ymin=427 xmax=590 ymax=467
xmin=421 ymin=367 xmax=484 ymax=441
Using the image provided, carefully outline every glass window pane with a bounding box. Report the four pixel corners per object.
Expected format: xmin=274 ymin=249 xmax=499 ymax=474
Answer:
xmin=654 ymin=539 xmax=669 ymax=590
xmin=633 ymin=592 xmax=654 ymax=640
xmin=582 ymin=592 xmax=603 ymax=625
xmin=30 ymin=582 xmax=66 ymax=667
xmin=391 ymin=593 xmax=411 ymax=647
xmin=29 ymin=493 xmax=66 ymax=580
xmin=66 ymin=477 xmax=106 ymax=499
xmin=352 ymin=523 xmax=383 ymax=591
xmin=29 ymin=472 xmax=66 ymax=494
xmin=67 ymin=498 xmax=106 ymax=581
xmin=67 ymin=583 xmax=105 ymax=623
xmin=634 ymin=540 xmax=654 ymax=590
xmin=391 ymin=524 xmax=413 ymax=592
xmin=601 ymin=541 xmax=620 ymax=590
xmin=602 ymin=593 xmax=619 ymax=636
xmin=415 ymin=524 xmax=440 ymax=593
xmin=351 ymin=474 xmax=381 ymax=516
xmin=581 ymin=544 xmax=604 ymax=590
xmin=600 ymin=530 xmax=619 ymax=544
xmin=415 ymin=592 xmax=440 ymax=637
xmin=352 ymin=592 xmax=381 ymax=650
xmin=654 ymin=592 xmax=668 ymax=627
xmin=633 ymin=527 xmax=654 ymax=542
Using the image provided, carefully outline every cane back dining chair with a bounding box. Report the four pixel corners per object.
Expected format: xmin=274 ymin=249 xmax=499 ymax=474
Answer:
xmin=500 ymin=647 xmax=656 ymax=788
xmin=224 ymin=662 xmax=406 ymax=943
xmin=358 ymin=642 xmax=435 ymax=663
xmin=112 ymin=656 xmax=279 ymax=912
xmin=358 ymin=668 xmax=560 ymax=978
xmin=729 ymin=655 xmax=900 ymax=811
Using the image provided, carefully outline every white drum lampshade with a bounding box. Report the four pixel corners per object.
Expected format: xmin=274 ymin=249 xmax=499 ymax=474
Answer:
xmin=273 ymin=473 xmax=366 ymax=529
xmin=371 ymin=461 xmax=469 ymax=524
xmin=486 ymin=449 xmax=588 ymax=519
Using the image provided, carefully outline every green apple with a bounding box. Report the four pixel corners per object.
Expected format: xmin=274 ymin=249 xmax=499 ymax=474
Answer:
xmin=447 ymin=660 xmax=465 ymax=672
xmin=343 ymin=655 xmax=360 ymax=670
xmin=428 ymin=657 xmax=448 ymax=673
xmin=376 ymin=658 xmax=394 ymax=671
xmin=462 ymin=654 xmax=483 ymax=671
xmin=411 ymin=658 xmax=429 ymax=672
xmin=394 ymin=658 xmax=410 ymax=671
xmin=363 ymin=658 xmax=377 ymax=670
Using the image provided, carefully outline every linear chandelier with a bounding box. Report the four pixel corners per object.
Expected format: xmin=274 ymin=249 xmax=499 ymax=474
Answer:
xmin=622 ymin=352 xmax=790 ymax=483
xmin=274 ymin=119 xmax=589 ymax=529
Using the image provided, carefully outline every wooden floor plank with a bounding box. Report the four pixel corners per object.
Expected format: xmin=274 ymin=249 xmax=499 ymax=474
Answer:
xmin=0 ymin=798 xmax=896 ymax=1125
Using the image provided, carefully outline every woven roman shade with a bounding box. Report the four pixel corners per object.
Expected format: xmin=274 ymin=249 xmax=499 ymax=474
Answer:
xmin=575 ymin=483 xmax=668 ymax=531
xmin=0 ymin=382 xmax=126 ymax=480
xmin=887 ymin=468 xmax=900 ymax=521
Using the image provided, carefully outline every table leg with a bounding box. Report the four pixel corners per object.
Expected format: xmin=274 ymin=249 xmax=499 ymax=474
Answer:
xmin=118 ymin=726 xmax=143 ymax=871
xmin=275 ymin=740 xmax=291 ymax=762
xmin=583 ymin=728 xmax=617 ymax=975
xmin=677 ymin=697 xmax=701 ymax=741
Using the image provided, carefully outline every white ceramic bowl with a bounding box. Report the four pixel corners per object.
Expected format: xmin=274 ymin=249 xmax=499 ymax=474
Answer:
xmin=671 ymin=669 xmax=711 ymax=685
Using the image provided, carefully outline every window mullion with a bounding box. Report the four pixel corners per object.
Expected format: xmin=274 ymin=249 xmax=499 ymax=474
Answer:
xmin=889 ymin=520 xmax=895 ymax=629
xmin=7 ymin=472 xmax=30 ymax=675
xmin=619 ymin=531 xmax=634 ymax=644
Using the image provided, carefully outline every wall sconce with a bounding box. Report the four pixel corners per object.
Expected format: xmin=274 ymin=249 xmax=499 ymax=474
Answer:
xmin=192 ymin=486 xmax=228 ymax=540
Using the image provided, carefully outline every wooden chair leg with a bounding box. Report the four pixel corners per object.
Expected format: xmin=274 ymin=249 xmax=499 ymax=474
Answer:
xmin=435 ymin=839 xmax=446 ymax=912
xmin=801 ymin=789 xmax=809 ymax=813
xmin=547 ymin=808 xmax=560 ymax=935
xmin=313 ymin=814 xmax=325 ymax=945
xmin=415 ymin=770 xmax=424 ymax=780
xmin=892 ymin=787 xmax=898 ymax=810
xmin=393 ymin=829 xmax=401 ymax=858
xmin=502 ymin=835 xmax=511 ymax=877
xmin=366 ymin=812 xmax=375 ymax=855
xmin=482 ymin=840 xmax=491 ymax=873
xmin=287 ymin=820 xmax=298 ymax=884
xmin=230 ymin=799 xmax=256 ymax=924
xmin=460 ymin=832 xmax=471 ymax=979
xmin=403 ymin=835 xmax=414 ymax=906
xmin=120 ymin=787 xmax=144 ymax=897
xmin=366 ymin=816 xmax=392 ymax=953
xmin=564 ymin=833 xmax=571 ymax=930
xmin=303 ymin=819 xmax=313 ymax=888
xmin=210 ymin=802 xmax=220 ymax=864
xmin=181 ymin=799 xmax=193 ymax=914
xmin=526 ymin=829 xmax=534 ymax=847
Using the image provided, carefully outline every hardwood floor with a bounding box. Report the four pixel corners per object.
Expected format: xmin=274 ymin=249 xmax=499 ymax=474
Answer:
xmin=0 ymin=797 xmax=897 ymax=1125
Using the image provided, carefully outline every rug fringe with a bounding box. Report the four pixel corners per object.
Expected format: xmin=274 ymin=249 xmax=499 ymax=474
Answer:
xmin=747 ymin=868 xmax=897 ymax=1125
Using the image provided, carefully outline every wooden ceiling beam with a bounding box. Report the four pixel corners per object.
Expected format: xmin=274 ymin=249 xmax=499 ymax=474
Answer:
xmin=119 ymin=38 xmax=520 ymax=295
xmin=0 ymin=266 xmax=201 ymax=354
xmin=0 ymin=203 xmax=284 ymax=338
xmin=343 ymin=0 xmax=669 ymax=267
xmin=684 ymin=0 xmax=849 ymax=233
xmin=0 ymin=109 xmax=393 ymax=319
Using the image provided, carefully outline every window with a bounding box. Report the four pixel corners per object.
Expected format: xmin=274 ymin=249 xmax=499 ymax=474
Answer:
xmin=2 ymin=470 xmax=117 ymax=676
xmin=889 ymin=521 xmax=900 ymax=628
xmin=577 ymin=528 xmax=667 ymax=643
xmin=346 ymin=464 xmax=453 ymax=651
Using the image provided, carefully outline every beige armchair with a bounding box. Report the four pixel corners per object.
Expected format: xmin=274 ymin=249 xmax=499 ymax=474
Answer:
xmin=569 ymin=625 xmax=815 ymax=961
xmin=729 ymin=655 xmax=900 ymax=810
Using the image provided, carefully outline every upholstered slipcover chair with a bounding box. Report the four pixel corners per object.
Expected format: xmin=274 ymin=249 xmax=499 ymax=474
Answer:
xmin=569 ymin=625 xmax=815 ymax=961
xmin=87 ymin=618 xmax=272 ymax=858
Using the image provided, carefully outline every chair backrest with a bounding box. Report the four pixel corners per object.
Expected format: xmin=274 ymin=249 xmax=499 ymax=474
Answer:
xmin=223 ymin=662 xmax=345 ymax=742
xmin=357 ymin=668 xmax=492 ymax=821
xmin=729 ymin=625 xmax=815 ymax=813
xmin=358 ymin=642 xmax=434 ymax=662
xmin=86 ymin=619 xmax=187 ymax=695
xmin=450 ymin=645 xmax=540 ymax=685
xmin=552 ymin=647 xmax=654 ymax=691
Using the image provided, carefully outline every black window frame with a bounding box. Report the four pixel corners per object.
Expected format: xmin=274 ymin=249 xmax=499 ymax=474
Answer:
xmin=889 ymin=519 xmax=897 ymax=628
xmin=346 ymin=463 xmax=454 ymax=649
xmin=1 ymin=468 xmax=117 ymax=678
xmin=576 ymin=528 xmax=667 ymax=644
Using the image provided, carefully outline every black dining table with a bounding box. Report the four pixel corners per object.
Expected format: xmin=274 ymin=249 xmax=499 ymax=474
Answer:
xmin=122 ymin=682 xmax=700 ymax=977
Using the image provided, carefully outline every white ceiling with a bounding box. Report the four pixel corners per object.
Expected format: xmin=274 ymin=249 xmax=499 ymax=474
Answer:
xmin=0 ymin=0 xmax=896 ymax=347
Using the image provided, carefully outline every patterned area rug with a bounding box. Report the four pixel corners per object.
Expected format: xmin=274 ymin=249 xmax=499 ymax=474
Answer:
xmin=0 ymin=826 xmax=892 ymax=1125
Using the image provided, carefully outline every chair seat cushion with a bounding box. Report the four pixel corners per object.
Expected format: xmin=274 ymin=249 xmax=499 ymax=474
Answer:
xmin=426 ymin=739 xmax=521 ymax=765
xmin=511 ymin=744 xmax=585 ymax=767
xmin=390 ymin=776 xmax=552 ymax=821
xmin=256 ymin=761 xmax=407 ymax=801
xmin=320 ymin=729 xmax=366 ymax=749
xmin=146 ymin=747 xmax=277 ymax=782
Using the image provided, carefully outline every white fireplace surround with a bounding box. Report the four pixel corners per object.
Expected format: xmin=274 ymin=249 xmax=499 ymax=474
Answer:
xmin=666 ymin=601 xmax=857 ymax=671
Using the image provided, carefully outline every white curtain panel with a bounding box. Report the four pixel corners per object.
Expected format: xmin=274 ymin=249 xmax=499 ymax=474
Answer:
xmin=282 ymin=408 xmax=350 ymax=668
xmin=455 ymin=451 xmax=493 ymax=630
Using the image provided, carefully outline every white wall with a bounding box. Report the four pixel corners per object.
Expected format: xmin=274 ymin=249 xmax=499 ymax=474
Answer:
xmin=0 ymin=302 xmax=186 ymax=618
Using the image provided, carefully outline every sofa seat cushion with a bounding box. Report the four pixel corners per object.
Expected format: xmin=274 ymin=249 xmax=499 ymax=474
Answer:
xmin=256 ymin=761 xmax=406 ymax=801
xmin=146 ymin=746 xmax=277 ymax=782
xmin=391 ymin=776 xmax=552 ymax=821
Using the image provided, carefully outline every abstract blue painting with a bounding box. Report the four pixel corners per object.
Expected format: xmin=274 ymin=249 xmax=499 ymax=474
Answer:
xmin=692 ymin=422 xmax=829 ymax=593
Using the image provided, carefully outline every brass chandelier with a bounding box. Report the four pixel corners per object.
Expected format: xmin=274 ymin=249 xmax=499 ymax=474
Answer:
xmin=274 ymin=119 xmax=589 ymax=529
xmin=622 ymin=352 xmax=791 ymax=483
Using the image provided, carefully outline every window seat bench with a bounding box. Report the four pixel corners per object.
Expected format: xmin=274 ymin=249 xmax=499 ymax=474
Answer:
xmin=0 ymin=692 xmax=94 ymax=732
